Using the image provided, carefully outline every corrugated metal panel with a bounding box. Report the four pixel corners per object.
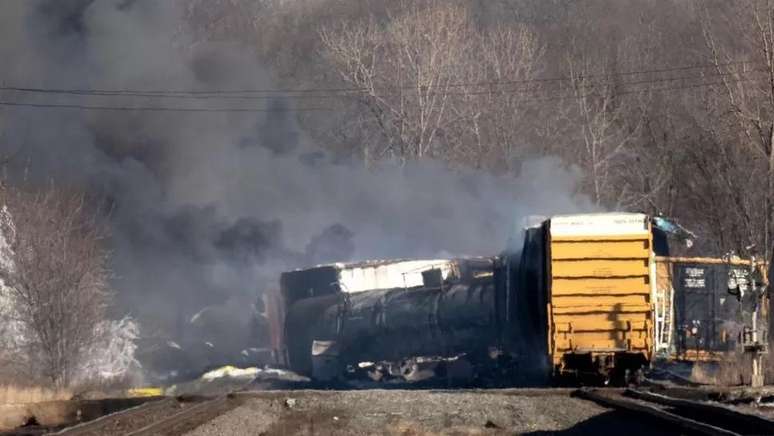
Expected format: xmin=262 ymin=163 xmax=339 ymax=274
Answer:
xmin=555 ymin=320 xmax=649 ymax=332
xmin=548 ymin=213 xmax=653 ymax=373
xmin=551 ymin=294 xmax=649 ymax=308
xmin=552 ymin=277 xmax=649 ymax=295
xmin=554 ymin=337 xmax=650 ymax=352
xmin=552 ymin=309 xmax=651 ymax=317
xmin=551 ymin=240 xmax=649 ymax=259
xmin=551 ymin=259 xmax=649 ymax=277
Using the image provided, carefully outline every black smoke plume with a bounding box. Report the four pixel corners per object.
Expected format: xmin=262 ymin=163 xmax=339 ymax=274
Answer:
xmin=0 ymin=0 xmax=590 ymax=379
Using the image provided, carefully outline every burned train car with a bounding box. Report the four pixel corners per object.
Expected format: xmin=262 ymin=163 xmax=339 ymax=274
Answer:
xmin=268 ymin=258 xmax=500 ymax=381
xmin=268 ymin=212 xmax=769 ymax=385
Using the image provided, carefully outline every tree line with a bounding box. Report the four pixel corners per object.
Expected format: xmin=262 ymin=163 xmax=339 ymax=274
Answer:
xmin=184 ymin=0 xmax=774 ymax=261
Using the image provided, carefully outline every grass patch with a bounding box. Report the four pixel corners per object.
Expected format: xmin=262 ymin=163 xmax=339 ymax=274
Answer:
xmin=0 ymin=385 xmax=72 ymax=404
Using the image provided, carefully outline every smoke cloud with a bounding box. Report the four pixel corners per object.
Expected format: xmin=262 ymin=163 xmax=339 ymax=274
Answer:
xmin=0 ymin=0 xmax=592 ymax=378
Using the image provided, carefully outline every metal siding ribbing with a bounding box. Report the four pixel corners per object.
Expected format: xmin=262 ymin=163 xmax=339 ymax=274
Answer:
xmin=548 ymin=215 xmax=653 ymax=370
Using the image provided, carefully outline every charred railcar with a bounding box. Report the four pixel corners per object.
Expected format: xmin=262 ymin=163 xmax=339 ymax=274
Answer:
xmin=288 ymin=275 xmax=503 ymax=381
xmin=274 ymin=258 xmax=518 ymax=382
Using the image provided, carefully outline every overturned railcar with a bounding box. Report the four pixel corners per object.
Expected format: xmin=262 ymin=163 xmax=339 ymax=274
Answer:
xmin=273 ymin=258 xmax=507 ymax=381
xmin=291 ymin=273 xmax=501 ymax=381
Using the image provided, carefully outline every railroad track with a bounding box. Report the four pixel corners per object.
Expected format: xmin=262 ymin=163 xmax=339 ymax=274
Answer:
xmin=45 ymin=387 xmax=774 ymax=435
xmin=576 ymin=388 xmax=774 ymax=436
xmin=54 ymin=395 xmax=242 ymax=436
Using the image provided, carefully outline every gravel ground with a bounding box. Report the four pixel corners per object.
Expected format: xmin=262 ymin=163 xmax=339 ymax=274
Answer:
xmin=184 ymin=389 xmax=679 ymax=435
xmin=56 ymin=397 xmax=203 ymax=436
xmin=728 ymin=402 xmax=774 ymax=420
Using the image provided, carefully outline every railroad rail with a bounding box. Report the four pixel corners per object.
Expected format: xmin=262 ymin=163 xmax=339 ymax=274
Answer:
xmin=576 ymin=388 xmax=774 ymax=436
xmin=54 ymin=395 xmax=241 ymax=436
xmin=124 ymin=395 xmax=237 ymax=436
xmin=51 ymin=397 xmax=175 ymax=436
xmin=43 ymin=387 xmax=774 ymax=435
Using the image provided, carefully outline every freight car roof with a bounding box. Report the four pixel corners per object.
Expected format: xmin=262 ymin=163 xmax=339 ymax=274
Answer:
xmin=549 ymin=212 xmax=649 ymax=237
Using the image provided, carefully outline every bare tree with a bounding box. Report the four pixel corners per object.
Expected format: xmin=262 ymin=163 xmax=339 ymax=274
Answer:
xmin=319 ymin=1 xmax=542 ymax=168
xmin=544 ymin=35 xmax=648 ymax=208
xmin=320 ymin=2 xmax=473 ymax=163
xmin=450 ymin=25 xmax=544 ymax=172
xmin=698 ymin=0 xmax=774 ymax=260
xmin=0 ymin=186 xmax=111 ymax=387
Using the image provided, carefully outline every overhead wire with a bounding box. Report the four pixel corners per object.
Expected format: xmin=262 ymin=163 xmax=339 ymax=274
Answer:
xmin=0 ymin=66 xmax=764 ymax=102
xmin=0 ymin=58 xmax=763 ymax=98
xmin=0 ymin=101 xmax=331 ymax=113
xmin=0 ymin=60 xmax=765 ymax=113
xmin=0 ymin=76 xmax=760 ymax=113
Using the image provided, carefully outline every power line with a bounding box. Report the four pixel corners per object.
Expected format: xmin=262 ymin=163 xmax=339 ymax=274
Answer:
xmin=0 ymin=65 xmax=764 ymax=107
xmin=459 ymin=75 xmax=758 ymax=106
xmin=0 ymin=61 xmax=762 ymax=114
xmin=0 ymin=101 xmax=331 ymax=113
xmin=0 ymin=58 xmax=762 ymax=98
xmin=0 ymin=75 xmax=757 ymax=114
xmin=435 ymin=67 xmax=767 ymax=99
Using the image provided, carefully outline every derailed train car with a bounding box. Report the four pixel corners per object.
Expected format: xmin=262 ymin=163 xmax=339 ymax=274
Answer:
xmin=271 ymin=258 xmax=505 ymax=382
xmin=518 ymin=213 xmax=656 ymax=382
xmin=653 ymin=256 xmax=769 ymax=375
xmin=267 ymin=212 xmax=769 ymax=385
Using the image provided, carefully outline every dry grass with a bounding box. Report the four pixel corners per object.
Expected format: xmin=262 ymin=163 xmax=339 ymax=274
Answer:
xmin=688 ymin=362 xmax=719 ymax=385
xmin=689 ymin=353 xmax=759 ymax=386
xmin=0 ymin=385 xmax=72 ymax=404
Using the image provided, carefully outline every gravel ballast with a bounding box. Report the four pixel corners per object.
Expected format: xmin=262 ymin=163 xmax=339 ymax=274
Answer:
xmin=184 ymin=389 xmax=679 ymax=435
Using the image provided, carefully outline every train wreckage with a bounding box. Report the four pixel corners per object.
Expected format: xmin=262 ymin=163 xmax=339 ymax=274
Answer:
xmin=267 ymin=213 xmax=771 ymax=386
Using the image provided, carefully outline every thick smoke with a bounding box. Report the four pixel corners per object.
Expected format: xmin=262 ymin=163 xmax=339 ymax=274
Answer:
xmin=0 ymin=1 xmax=592 ymax=378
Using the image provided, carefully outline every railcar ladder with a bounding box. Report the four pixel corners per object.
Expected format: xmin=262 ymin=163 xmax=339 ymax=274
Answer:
xmin=653 ymin=284 xmax=674 ymax=356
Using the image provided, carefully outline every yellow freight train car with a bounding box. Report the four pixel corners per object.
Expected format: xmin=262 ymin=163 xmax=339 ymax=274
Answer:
xmin=546 ymin=213 xmax=653 ymax=382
